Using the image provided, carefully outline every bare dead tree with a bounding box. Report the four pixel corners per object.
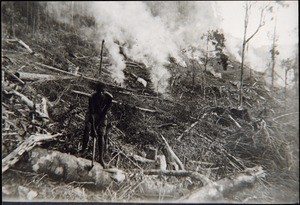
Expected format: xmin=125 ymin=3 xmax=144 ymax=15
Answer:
xmin=270 ymin=14 xmax=279 ymax=91
xmin=238 ymin=2 xmax=271 ymax=109
xmin=281 ymin=58 xmax=293 ymax=105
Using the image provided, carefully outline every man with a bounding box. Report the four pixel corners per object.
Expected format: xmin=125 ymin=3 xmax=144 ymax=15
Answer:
xmin=80 ymin=82 xmax=113 ymax=169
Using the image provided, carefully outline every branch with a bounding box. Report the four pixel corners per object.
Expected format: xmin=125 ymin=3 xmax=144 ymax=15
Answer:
xmin=143 ymin=170 xmax=212 ymax=185
xmin=227 ymin=114 xmax=242 ymax=128
xmin=245 ymin=4 xmax=268 ymax=44
xmin=177 ymin=121 xmax=200 ymax=141
xmin=159 ymin=134 xmax=185 ymax=170
xmin=273 ymin=112 xmax=299 ymax=121
xmin=4 ymin=38 xmax=34 ymax=54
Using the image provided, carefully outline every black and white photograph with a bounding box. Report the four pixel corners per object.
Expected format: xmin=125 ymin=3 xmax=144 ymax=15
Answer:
xmin=1 ymin=1 xmax=299 ymax=203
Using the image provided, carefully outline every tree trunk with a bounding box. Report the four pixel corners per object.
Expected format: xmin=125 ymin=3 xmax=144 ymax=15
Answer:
xmin=15 ymin=147 xmax=126 ymax=189
xmin=179 ymin=166 xmax=265 ymax=202
xmin=238 ymin=3 xmax=249 ymax=110
xmin=15 ymin=71 xmax=63 ymax=81
xmin=271 ymin=16 xmax=277 ymax=91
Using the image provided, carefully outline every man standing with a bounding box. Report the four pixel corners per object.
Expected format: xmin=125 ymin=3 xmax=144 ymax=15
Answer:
xmin=80 ymin=82 xmax=113 ymax=169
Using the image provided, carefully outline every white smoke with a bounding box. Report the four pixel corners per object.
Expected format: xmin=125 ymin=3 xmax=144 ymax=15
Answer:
xmin=46 ymin=2 xmax=221 ymax=93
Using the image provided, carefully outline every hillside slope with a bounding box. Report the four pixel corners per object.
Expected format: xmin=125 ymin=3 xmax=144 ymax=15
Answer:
xmin=1 ymin=2 xmax=299 ymax=203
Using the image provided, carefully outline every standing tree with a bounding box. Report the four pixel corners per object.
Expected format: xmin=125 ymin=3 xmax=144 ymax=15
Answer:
xmin=238 ymin=2 xmax=272 ymax=109
xmin=293 ymin=46 xmax=299 ymax=97
xmin=281 ymin=58 xmax=293 ymax=102
xmin=201 ymin=30 xmax=214 ymax=72
xmin=269 ymin=18 xmax=280 ymax=91
xmin=212 ymin=30 xmax=228 ymax=71
xmin=269 ymin=2 xmax=289 ymax=91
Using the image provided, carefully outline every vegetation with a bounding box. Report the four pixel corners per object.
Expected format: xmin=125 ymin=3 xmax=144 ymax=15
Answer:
xmin=2 ymin=2 xmax=298 ymax=203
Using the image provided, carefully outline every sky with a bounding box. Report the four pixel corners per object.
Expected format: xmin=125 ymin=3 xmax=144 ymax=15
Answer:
xmin=216 ymin=1 xmax=298 ymax=86
xmin=217 ymin=1 xmax=298 ymax=59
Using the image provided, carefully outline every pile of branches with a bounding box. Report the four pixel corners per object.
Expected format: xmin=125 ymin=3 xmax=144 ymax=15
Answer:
xmin=2 ymin=22 xmax=298 ymax=201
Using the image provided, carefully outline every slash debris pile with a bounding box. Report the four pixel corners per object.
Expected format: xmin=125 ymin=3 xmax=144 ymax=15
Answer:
xmin=2 ymin=4 xmax=298 ymax=203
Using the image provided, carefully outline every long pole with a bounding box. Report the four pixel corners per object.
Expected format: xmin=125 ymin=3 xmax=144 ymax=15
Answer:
xmin=99 ymin=40 xmax=105 ymax=76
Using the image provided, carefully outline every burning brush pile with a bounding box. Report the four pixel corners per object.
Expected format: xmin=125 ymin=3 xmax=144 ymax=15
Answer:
xmin=2 ymin=34 xmax=298 ymax=203
xmin=2 ymin=2 xmax=299 ymax=203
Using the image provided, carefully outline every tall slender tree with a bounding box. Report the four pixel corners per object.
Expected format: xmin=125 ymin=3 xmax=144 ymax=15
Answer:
xmin=281 ymin=58 xmax=293 ymax=101
xmin=269 ymin=2 xmax=289 ymax=91
xmin=238 ymin=2 xmax=271 ymax=109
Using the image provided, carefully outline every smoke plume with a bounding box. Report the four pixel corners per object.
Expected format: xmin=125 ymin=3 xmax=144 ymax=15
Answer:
xmin=46 ymin=2 xmax=220 ymax=93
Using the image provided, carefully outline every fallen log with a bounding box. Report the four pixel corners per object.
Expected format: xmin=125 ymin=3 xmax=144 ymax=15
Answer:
xmin=159 ymin=134 xmax=185 ymax=170
xmin=178 ymin=166 xmax=266 ymax=202
xmin=35 ymin=62 xmax=135 ymax=92
xmin=7 ymin=90 xmax=49 ymax=119
xmin=4 ymin=38 xmax=34 ymax=54
xmin=132 ymin=154 xmax=156 ymax=164
xmin=2 ymin=133 xmax=62 ymax=173
xmin=3 ymin=69 xmax=25 ymax=85
xmin=15 ymin=71 xmax=71 ymax=81
xmin=70 ymin=89 xmax=159 ymax=113
xmin=15 ymin=147 xmax=126 ymax=189
xmin=157 ymin=155 xmax=167 ymax=171
xmin=35 ymin=62 xmax=182 ymax=107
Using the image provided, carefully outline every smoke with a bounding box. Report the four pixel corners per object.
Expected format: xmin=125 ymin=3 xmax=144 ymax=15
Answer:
xmin=46 ymin=2 xmax=220 ymax=93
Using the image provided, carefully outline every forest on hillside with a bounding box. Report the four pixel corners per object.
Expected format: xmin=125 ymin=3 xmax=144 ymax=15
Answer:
xmin=1 ymin=1 xmax=299 ymax=203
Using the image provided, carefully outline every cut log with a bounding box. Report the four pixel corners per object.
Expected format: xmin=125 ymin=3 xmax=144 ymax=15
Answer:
xmin=15 ymin=72 xmax=69 ymax=81
xmin=137 ymin=77 xmax=147 ymax=87
xmin=15 ymin=147 xmax=126 ymax=189
xmin=17 ymin=39 xmax=34 ymax=54
xmin=157 ymin=155 xmax=167 ymax=171
xmin=179 ymin=166 xmax=265 ymax=202
xmin=128 ymin=72 xmax=148 ymax=87
xmin=2 ymin=133 xmax=62 ymax=173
